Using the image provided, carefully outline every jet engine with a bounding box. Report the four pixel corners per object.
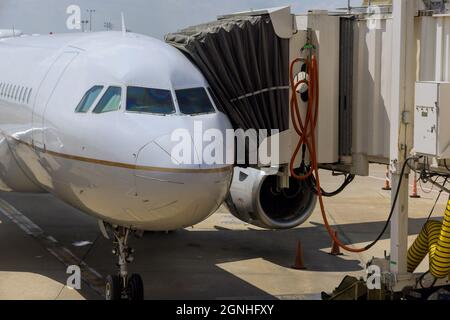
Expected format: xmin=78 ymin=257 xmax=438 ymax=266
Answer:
xmin=225 ymin=167 xmax=317 ymax=230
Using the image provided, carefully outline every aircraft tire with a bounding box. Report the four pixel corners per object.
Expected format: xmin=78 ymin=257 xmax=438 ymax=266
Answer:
xmin=105 ymin=275 xmax=123 ymax=300
xmin=127 ymin=274 xmax=144 ymax=300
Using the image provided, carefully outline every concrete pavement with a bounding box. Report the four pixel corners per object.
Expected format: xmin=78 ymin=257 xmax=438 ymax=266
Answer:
xmin=0 ymin=164 xmax=446 ymax=300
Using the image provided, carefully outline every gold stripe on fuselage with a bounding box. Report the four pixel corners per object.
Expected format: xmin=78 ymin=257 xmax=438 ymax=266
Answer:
xmin=10 ymin=136 xmax=233 ymax=174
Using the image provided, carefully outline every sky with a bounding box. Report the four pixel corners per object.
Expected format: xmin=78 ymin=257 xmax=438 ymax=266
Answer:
xmin=0 ymin=0 xmax=355 ymax=39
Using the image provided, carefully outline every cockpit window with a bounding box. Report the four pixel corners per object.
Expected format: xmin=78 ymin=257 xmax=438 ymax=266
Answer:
xmin=126 ymin=87 xmax=175 ymax=115
xmin=75 ymin=86 xmax=104 ymax=113
xmin=93 ymin=86 xmax=122 ymax=114
xmin=176 ymin=87 xmax=216 ymax=115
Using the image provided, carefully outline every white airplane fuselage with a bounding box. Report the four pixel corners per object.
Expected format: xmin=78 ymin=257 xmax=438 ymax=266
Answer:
xmin=0 ymin=32 xmax=233 ymax=231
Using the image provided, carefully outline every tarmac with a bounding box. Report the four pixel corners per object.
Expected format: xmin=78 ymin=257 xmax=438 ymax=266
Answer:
xmin=0 ymin=164 xmax=447 ymax=300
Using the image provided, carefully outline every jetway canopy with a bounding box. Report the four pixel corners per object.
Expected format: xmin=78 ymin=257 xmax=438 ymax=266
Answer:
xmin=165 ymin=15 xmax=290 ymax=132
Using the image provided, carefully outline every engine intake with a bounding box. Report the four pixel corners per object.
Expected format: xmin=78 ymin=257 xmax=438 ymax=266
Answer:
xmin=225 ymin=167 xmax=317 ymax=230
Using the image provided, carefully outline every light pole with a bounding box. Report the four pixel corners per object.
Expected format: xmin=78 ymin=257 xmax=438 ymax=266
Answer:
xmin=81 ymin=20 xmax=89 ymax=32
xmin=104 ymin=21 xmax=113 ymax=31
xmin=87 ymin=9 xmax=96 ymax=32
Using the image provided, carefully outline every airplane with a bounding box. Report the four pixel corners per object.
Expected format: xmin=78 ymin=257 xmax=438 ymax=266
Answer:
xmin=0 ymin=30 xmax=317 ymax=300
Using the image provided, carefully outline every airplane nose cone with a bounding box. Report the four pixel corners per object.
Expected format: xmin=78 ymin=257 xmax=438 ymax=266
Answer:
xmin=132 ymin=134 xmax=233 ymax=230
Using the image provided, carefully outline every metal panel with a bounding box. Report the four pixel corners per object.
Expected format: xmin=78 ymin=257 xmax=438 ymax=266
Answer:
xmin=339 ymin=17 xmax=355 ymax=158
xmin=352 ymin=17 xmax=393 ymax=162
xmin=349 ymin=14 xmax=450 ymax=162
xmin=417 ymin=15 xmax=450 ymax=82
xmin=415 ymin=16 xmax=450 ymax=159
xmin=306 ymin=13 xmax=341 ymax=164
xmin=438 ymin=82 xmax=450 ymax=158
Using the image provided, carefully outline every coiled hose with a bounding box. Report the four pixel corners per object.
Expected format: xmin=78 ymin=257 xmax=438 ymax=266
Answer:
xmin=289 ymin=55 xmax=411 ymax=254
xmin=290 ymin=55 xmax=369 ymax=253
xmin=407 ymin=199 xmax=450 ymax=279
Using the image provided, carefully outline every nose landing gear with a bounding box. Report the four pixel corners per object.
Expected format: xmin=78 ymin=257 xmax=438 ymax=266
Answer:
xmin=105 ymin=226 xmax=144 ymax=300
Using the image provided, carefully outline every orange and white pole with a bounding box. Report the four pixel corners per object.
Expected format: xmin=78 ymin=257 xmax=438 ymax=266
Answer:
xmin=410 ymin=171 xmax=421 ymax=199
xmin=382 ymin=165 xmax=392 ymax=191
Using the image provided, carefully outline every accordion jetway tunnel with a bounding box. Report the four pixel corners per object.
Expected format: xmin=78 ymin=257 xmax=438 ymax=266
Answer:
xmin=166 ymin=1 xmax=450 ymax=300
xmin=166 ymin=13 xmax=290 ymax=133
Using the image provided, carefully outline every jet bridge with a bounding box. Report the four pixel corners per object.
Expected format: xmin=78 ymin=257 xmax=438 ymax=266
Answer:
xmin=166 ymin=7 xmax=341 ymax=230
xmin=166 ymin=1 xmax=450 ymax=299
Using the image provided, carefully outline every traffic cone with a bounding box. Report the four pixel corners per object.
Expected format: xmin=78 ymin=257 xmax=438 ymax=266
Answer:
xmin=382 ymin=166 xmax=392 ymax=191
xmin=292 ymin=241 xmax=307 ymax=270
xmin=330 ymin=231 xmax=343 ymax=256
xmin=410 ymin=171 xmax=421 ymax=199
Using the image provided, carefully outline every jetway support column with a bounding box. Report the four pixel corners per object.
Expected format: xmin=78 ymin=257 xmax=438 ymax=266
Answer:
xmin=389 ymin=0 xmax=417 ymax=278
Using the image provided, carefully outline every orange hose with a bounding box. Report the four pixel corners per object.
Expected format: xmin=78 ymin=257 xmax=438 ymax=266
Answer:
xmin=290 ymin=56 xmax=368 ymax=253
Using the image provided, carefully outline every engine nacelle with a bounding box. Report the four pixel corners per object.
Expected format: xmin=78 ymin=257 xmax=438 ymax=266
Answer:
xmin=225 ymin=167 xmax=317 ymax=230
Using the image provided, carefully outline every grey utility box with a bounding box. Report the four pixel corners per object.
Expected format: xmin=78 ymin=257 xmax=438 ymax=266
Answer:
xmin=414 ymin=81 xmax=450 ymax=159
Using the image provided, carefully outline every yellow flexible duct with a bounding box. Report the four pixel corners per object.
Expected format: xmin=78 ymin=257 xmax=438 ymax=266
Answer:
xmin=407 ymin=199 xmax=450 ymax=279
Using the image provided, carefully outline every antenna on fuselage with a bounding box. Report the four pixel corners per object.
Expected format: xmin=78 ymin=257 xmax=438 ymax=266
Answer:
xmin=121 ymin=12 xmax=126 ymax=35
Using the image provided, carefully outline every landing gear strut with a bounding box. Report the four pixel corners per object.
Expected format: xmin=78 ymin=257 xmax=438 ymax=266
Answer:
xmin=105 ymin=226 xmax=144 ymax=300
